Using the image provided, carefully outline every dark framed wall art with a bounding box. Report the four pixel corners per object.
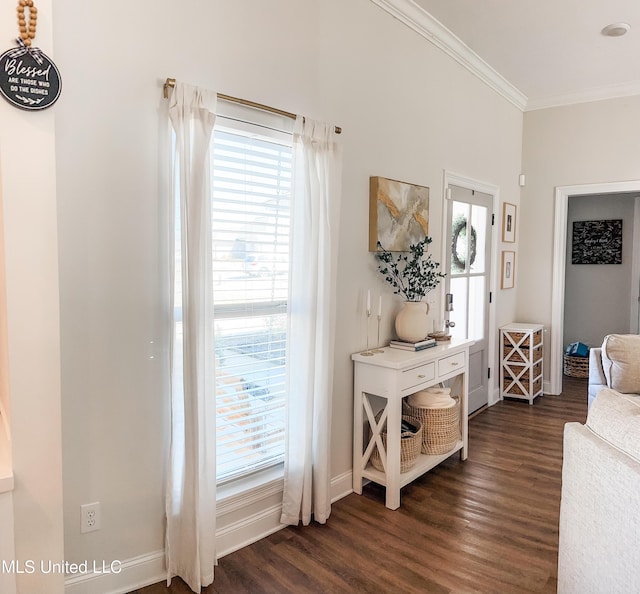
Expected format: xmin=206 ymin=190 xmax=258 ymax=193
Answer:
xmin=571 ymin=219 xmax=623 ymax=265
xmin=502 ymin=202 xmax=516 ymax=243
xmin=501 ymin=251 xmax=515 ymax=289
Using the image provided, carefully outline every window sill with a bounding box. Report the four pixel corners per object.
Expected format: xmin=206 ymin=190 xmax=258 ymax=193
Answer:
xmin=217 ymin=464 xmax=284 ymax=516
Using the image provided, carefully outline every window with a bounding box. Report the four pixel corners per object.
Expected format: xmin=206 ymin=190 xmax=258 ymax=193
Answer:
xmin=210 ymin=110 xmax=293 ymax=483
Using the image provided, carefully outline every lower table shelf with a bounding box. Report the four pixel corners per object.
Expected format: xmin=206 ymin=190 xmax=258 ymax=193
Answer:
xmin=361 ymin=440 xmax=464 ymax=489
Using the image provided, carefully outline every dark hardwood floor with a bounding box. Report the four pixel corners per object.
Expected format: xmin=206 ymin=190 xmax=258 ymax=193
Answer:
xmin=134 ymin=377 xmax=588 ymax=594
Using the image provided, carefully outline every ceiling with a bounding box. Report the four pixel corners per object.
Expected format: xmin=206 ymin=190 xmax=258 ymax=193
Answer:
xmin=411 ymin=0 xmax=640 ymax=110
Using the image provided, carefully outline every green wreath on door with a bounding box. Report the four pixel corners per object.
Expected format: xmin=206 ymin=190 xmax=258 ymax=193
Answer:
xmin=451 ymin=215 xmax=477 ymax=271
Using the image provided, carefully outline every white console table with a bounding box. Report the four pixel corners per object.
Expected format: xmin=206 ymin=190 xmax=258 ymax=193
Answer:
xmin=352 ymin=339 xmax=473 ymax=510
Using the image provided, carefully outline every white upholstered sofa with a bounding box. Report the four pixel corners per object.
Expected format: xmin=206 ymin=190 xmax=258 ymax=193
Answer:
xmin=559 ymin=334 xmax=640 ymax=593
xmin=588 ymin=334 xmax=640 ymax=408
xmin=558 ymin=388 xmax=640 ymax=593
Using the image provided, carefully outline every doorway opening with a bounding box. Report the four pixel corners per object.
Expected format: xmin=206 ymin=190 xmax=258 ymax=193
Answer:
xmin=550 ymin=180 xmax=640 ymax=394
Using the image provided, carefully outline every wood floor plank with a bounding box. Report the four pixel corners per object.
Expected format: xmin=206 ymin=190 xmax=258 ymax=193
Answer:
xmin=134 ymin=376 xmax=587 ymax=594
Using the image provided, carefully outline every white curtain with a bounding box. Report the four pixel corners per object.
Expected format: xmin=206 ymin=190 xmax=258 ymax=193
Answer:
xmin=281 ymin=117 xmax=343 ymax=526
xmin=166 ymin=82 xmax=217 ymax=592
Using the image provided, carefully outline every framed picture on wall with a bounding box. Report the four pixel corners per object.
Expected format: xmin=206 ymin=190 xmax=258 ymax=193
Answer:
xmin=501 ymin=251 xmax=515 ymax=289
xmin=369 ymin=176 xmax=429 ymax=251
xmin=502 ymin=202 xmax=516 ymax=243
xmin=571 ymin=219 xmax=622 ymax=264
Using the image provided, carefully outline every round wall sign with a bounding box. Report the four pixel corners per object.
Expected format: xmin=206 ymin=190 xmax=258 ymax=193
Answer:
xmin=0 ymin=45 xmax=61 ymax=111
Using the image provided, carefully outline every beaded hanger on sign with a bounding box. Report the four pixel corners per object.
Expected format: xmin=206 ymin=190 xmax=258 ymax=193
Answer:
xmin=17 ymin=0 xmax=38 ymax=48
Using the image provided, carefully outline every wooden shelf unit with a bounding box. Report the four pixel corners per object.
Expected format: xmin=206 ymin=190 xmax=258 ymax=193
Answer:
xmin=500 ymin=323 xmax=544 ymax=404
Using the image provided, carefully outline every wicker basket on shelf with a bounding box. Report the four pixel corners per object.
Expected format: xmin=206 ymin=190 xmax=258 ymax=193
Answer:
xmin=403 ymin=398 xmax=460 ymax=455
xmin=563 ymin=354 xmax=590 ymax=378
xmin=370 ymin=413 xmax=422 ymax=473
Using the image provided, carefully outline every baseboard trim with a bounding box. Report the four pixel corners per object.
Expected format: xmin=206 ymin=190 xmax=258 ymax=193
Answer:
xmin=489 ymin=386 xmax=501 ymax=407
xmin=64 ymin=471 xmax=354 ymax=594
xmin=217 ymin=469 xmax=353 ymax=558
xmin=64 ymin=550 xmax=166 ymax=594
xmin=330 ymin=470 xmax=353 ymax=503
xmin=216 ymin=503 xmax=284 ymax=558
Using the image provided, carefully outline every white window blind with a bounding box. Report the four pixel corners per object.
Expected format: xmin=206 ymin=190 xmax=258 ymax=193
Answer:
xmin=211 ymin=118 xmax=292 ymax=483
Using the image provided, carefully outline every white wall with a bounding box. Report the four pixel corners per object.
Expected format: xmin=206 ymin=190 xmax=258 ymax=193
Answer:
xmin=52 ymin=0 xmax=523 ymax=588
xmin=0 ymin=0 xmax=65 ymax=591
xmin=0 ymin=160 xmax=16 ymax=594
xmin=520 ymin=96 xmax=640 ymax=380
xmin=564 ymin=193 xmax=638 ymax=347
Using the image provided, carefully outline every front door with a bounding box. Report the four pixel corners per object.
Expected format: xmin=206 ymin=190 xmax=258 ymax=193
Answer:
xmin=445 ymin=185 xmax=493 ymax=414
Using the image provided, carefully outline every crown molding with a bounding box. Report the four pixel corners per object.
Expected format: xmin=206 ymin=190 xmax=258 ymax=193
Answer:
xmin=370 ymin=0 xmax=640 ymax=113
xmin=525 ymin=80 xmax=640 ymax=111
xmin=369 ymin=0 xmax=528 ymax=111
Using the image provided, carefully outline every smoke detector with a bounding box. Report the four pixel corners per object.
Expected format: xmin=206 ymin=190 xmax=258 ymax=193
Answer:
xmin=601 ymin=23 xmax=631 ymax=37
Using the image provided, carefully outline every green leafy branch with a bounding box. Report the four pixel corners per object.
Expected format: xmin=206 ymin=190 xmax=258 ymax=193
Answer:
xmin=375 ymin=237 xmax=445 ymax=302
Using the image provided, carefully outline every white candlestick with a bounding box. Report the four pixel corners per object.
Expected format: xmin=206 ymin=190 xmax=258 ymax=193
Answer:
xmin=366 ymin=290 xmax=371 ymax=314
xmin=378 ymin=295 xmax=382 ymax=317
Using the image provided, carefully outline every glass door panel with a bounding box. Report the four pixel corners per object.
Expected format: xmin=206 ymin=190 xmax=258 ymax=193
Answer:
xmin=448 ymin=276 xmax=467 ymax=341
xmin=469 ymin=205 xmax=487 ymax=274
xmin=468 ymin=276 xmax=486 ymax=341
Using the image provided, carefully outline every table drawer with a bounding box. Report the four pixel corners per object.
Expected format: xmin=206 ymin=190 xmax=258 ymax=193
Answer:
xmin=438 ymin=352 xmax=465 ymax=377
xmin=401 ymin=362 xmax=435 ymax=391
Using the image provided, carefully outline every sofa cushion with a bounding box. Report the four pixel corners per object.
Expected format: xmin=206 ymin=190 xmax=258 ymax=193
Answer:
xmin=601 ymin=334 xmax=640 ymax=394
xmin=587 ymin=388 xmax=640 ymax=463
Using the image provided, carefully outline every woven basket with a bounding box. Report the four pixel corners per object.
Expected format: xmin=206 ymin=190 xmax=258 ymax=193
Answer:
xmin=503 ymin=329 xmax=543 ymax=348
xmin=370 ymin=414 xmax=422 ymax=473
xmin=563 ymin=354 xmax=589 ymax=378
xmin=403 ymin=398 xmax=460 ymax=455
xmin=504 ymin=348 xmax=530 ymax=364
xmin=503 ymin=376 xmax=542 ymax=396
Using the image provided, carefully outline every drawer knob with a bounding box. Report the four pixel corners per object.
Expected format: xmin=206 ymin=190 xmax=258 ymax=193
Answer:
xmin=451 ymin=362 xmax=459 ymax=366
xmin=418 ymin=374 xmax=426 ymax=378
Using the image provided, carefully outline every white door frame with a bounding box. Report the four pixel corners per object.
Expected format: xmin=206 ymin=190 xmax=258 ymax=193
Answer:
xmin=550 ymin=179 xmax=640 ymax=395
xmin=632 ymin=197 xmax=640 ymax=335
xmin=442 ymin=171 xmax=500 ymax=405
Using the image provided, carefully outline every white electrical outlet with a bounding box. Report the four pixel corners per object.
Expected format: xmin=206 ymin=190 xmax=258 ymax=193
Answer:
xmin=80 ymin=502 xmax=101 ymax=534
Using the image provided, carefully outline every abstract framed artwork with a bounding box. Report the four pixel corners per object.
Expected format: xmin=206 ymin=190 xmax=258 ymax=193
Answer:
xmin=501 ymin=250 xmax=515 ymax=289
xmin=502 ymin=202 xmax=516 ymax=243
xmin=369 ymin=176 xmax=429 ymax=251
xmin=571 ymin=219 xmax=622 ymax=264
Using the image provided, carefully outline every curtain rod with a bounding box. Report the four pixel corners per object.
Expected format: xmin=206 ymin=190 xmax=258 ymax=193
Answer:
xmin=163 ymin=78 xmax=342 ymax=134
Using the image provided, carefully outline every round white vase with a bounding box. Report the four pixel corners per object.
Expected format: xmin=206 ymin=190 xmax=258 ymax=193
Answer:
xmin=395 ymin=301 xmax=430 ymax=343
